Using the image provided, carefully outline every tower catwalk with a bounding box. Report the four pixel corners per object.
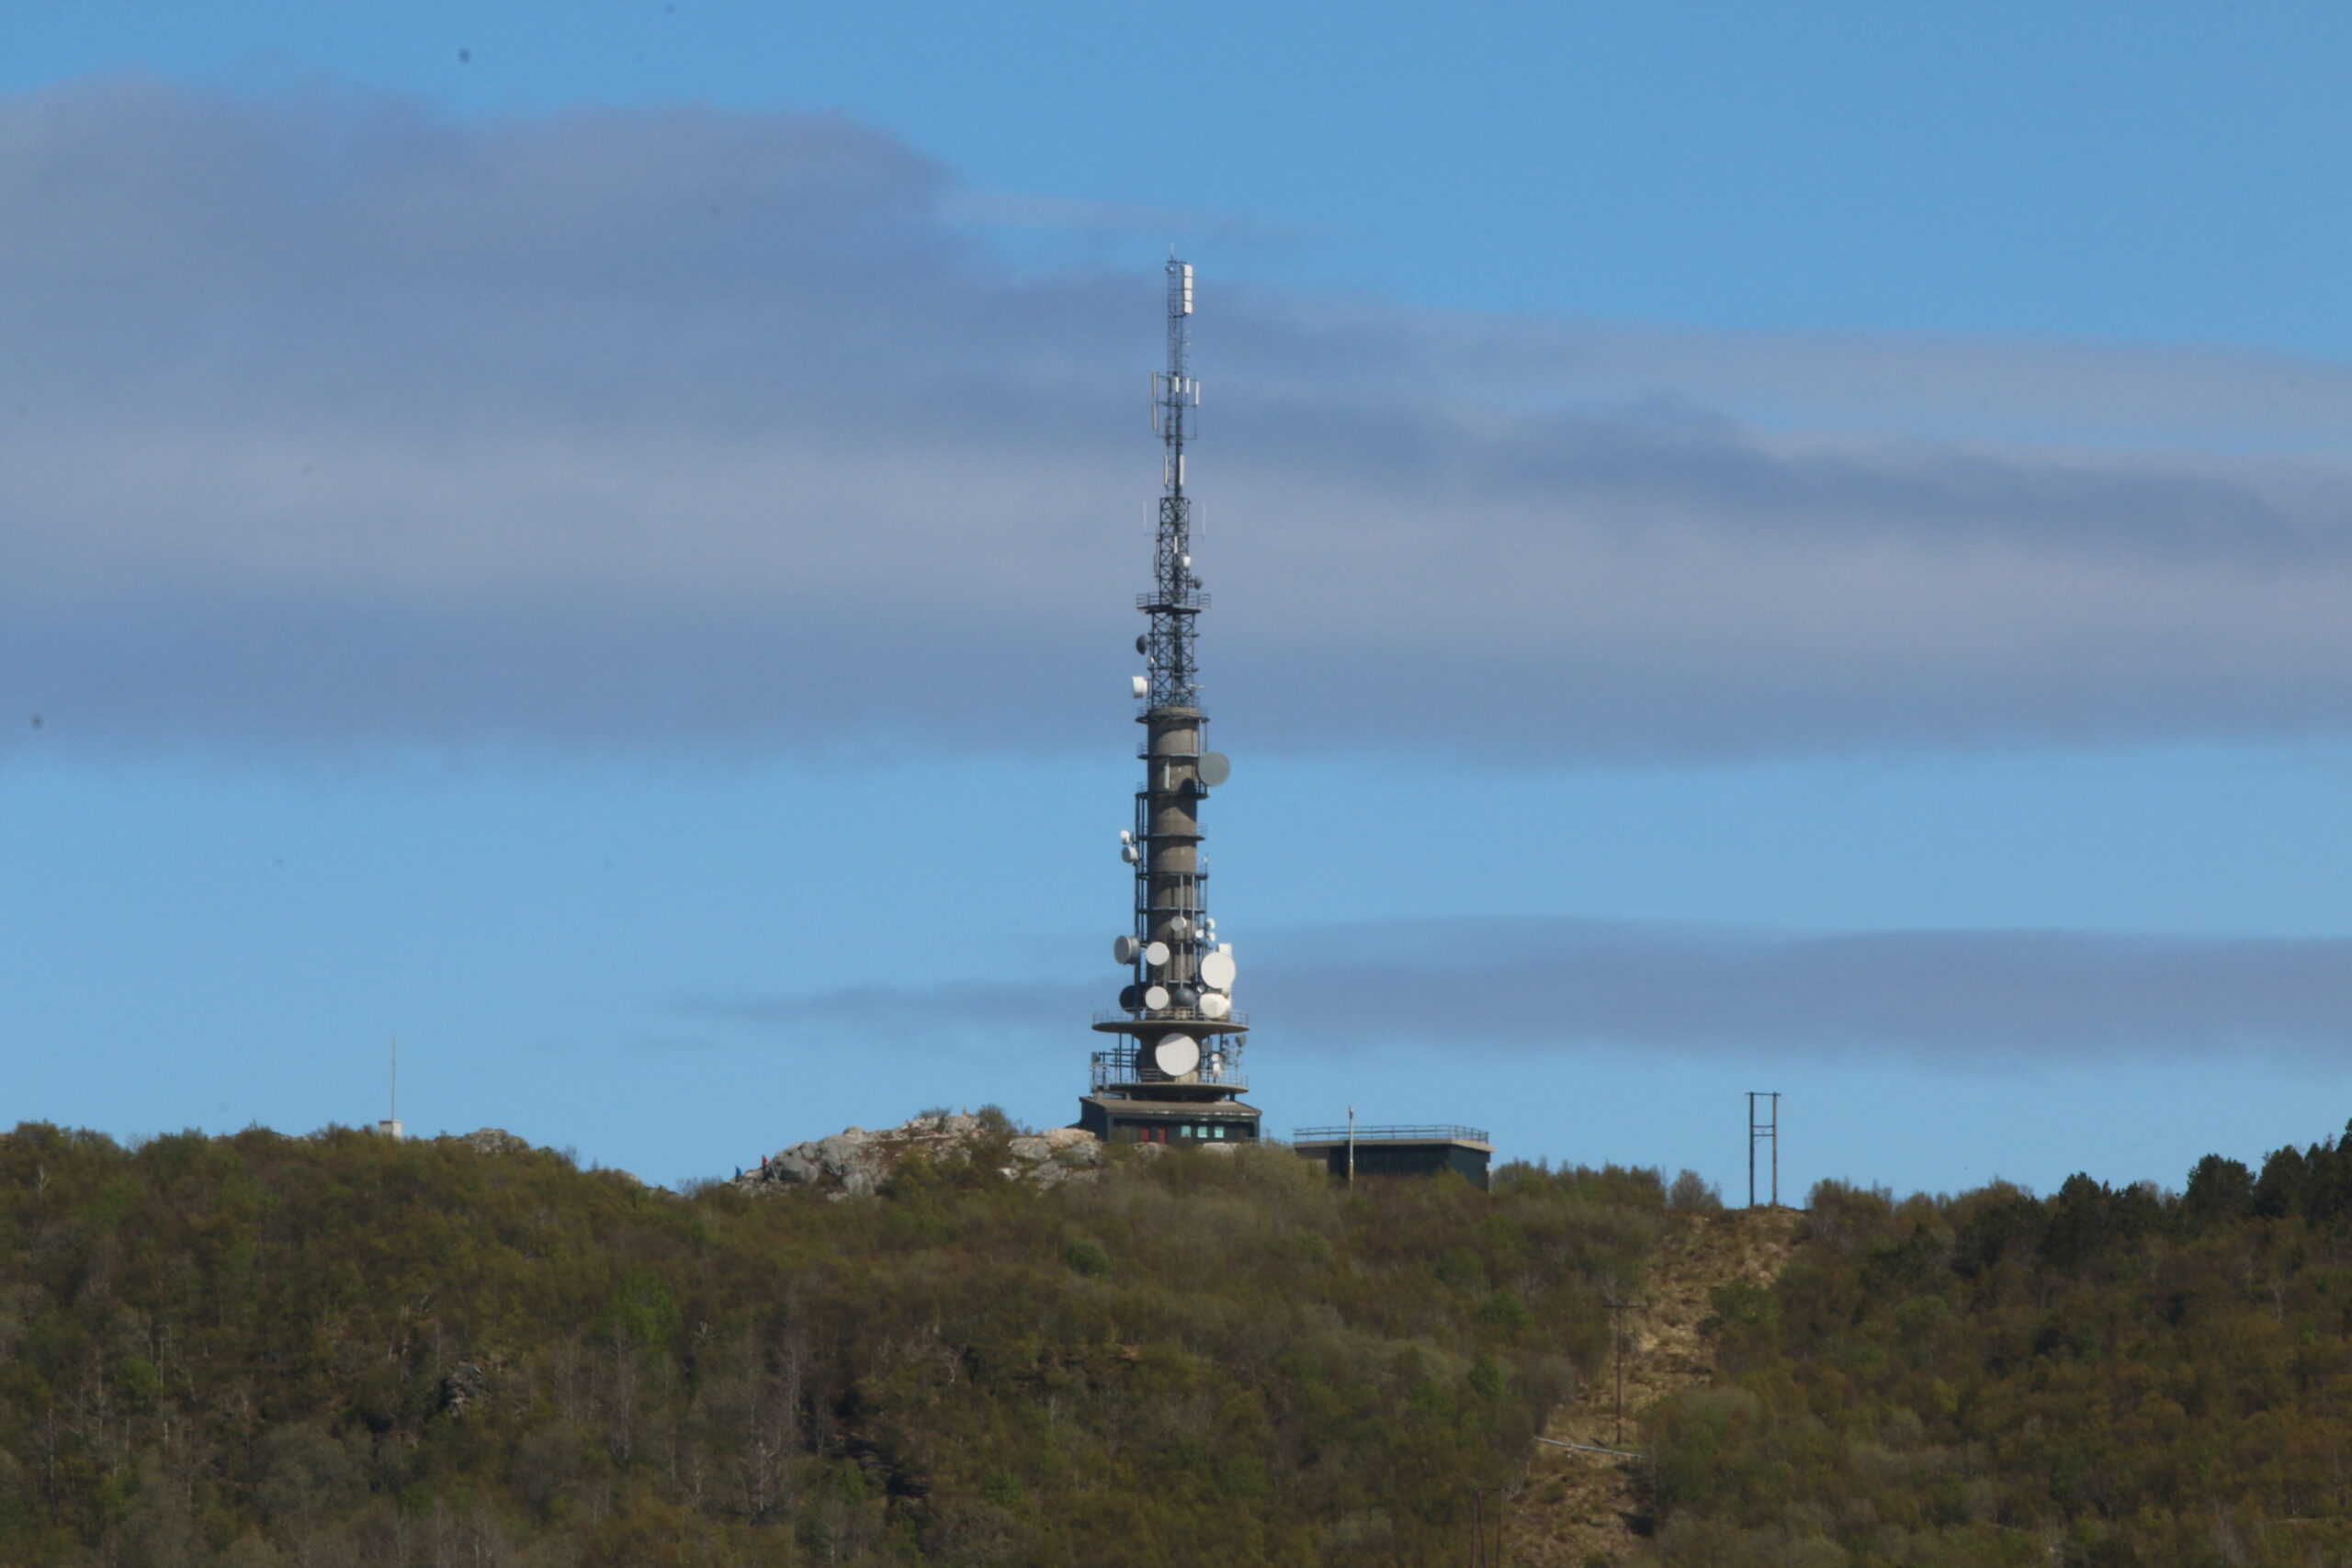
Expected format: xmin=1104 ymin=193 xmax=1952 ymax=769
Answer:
xmin=1078 ymin=260 xmax=1259 ymax=1147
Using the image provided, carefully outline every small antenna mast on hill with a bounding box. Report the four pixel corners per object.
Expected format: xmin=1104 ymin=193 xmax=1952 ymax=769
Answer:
xmin=379 ymin=1038 xmax=403 ymax=1140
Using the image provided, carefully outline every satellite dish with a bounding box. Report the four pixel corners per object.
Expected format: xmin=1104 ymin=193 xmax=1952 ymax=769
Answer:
xmin=1114 ymin=935 xmax=1140 ymax=964
xmin=1118 ymin=984 xmax=1141 ymax=1010
xmin=1143 ymin=941 xmax=1170 ymax=967
xmin=1143 ymin=984 xmax=1170 ymax=1010
xmin=1198 ymin=751 xmax=1231 ymax=787
xmin=1135 ymin=635 xmax=1148 ymax=655
xmin=1131 ymin=675 xmax=1149 ymax=698
xmin=1169 ymin=916 xmax=1192 ymax=939
xmin=1170 ymin=985 xmax=1199 ymax=1010
xmin=1199 ymin=992 xmax=1232 ymax=1020
xmin=1199 ymin=949 xmax=1237 ymax=990
xmin=1153 ymin=1034 xmax=1201 ymax=1077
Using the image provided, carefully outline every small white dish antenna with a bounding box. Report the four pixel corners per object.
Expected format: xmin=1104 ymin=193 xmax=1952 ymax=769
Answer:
xmin=1119 ymin=829 xmax=1133 ymax=844
xmin=1143 ymin=984 xmax=1170 ymax=1010
xmin=1114 ymin=934 xmax=1140 ymax=964
xmin=1199 ymin=992 xmax=1232 ymax=1020
xmin=1197 ymin=751 xmax=1231 ymax=788
xmin=1153 ymin=1034 xmax=1201 ymax=1077
xmin=1143 ymin=940 xmax=1171 ymax=967
xmin=1199 ymin=949 xmax=1237 ymax=990
xmin=1169 ymin=916 xmax=1192 ymax=939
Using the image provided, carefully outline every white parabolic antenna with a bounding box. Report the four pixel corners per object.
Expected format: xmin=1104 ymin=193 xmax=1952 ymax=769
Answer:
xmin=1199 ymin=991 xmax=1232 ymax=1020
xmin=1114 ymin=934 xmax=1140 ymax=964
xmin=1143 ymin=940 xmax=1171 ymax=967
xmin=1198 ymin=751 xmax=1231 ymax=788
xmin=1199 ymin=949 xmax=1237 ymax=989
xmin=1153 ymin=1034 xmax=1201 ymax=1077
xmin=1143 ymin=984 xmax=1170 ymax=1010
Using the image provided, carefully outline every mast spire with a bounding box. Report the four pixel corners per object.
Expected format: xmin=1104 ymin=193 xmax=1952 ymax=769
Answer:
xmin=1146 ymin=258 xmax=1200 ymax=710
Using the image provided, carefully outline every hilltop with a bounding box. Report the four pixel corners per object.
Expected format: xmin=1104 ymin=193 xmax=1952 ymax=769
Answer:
xmin=0 ymin=1117 xmax=1677 ymax=1567
xmin=11 ymin=1113 xmax=2352 ymax=1567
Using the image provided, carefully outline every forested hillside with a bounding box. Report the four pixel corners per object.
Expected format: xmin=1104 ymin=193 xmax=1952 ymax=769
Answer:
xmin=1646 ymin=1123 xmax=2352 ymax=1568
xmin=0 ymin=1120 xmax=1668 ymax=1567
xmin=29 ymin=1109 xmax=2345 ymax=1568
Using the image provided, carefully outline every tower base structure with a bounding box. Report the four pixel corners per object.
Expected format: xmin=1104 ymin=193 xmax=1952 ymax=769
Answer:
xmin=1078 ymin=1040 xmax=1261 ymax=1145
xmin=1077 ymin=1093 xmax=1261 ymax=1146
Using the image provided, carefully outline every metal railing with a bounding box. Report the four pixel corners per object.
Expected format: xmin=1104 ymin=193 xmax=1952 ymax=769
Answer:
xmin=1291 ymin=1123 xmax=1491 ymax=1145
xmin=1136 ymin=590 xmax=1211 ymax=613
xmin=1090 ymin=1049 xmax=1248 ymax=1094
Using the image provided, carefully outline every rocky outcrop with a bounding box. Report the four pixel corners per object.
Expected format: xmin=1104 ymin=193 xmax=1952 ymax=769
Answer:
xmin=438 ymin=1359 xmax=492 ymax=1419
xmin=736 ymin=1113 xmax=1103 ymax=1200
xmin=455 ymin=1128 xmax=532 ymax=1156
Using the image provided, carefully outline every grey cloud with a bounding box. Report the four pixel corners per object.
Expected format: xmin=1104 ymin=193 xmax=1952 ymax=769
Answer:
xmin=705 ymin=919 xmax=2352 ymax=1065
xmin=7 ymin=80 xmax=2352 ymax=759
xmin=1252 ymin=919 xmax=2352 ymax=1060
xmin=690 ymin=980 xmax=1095 ymax=1055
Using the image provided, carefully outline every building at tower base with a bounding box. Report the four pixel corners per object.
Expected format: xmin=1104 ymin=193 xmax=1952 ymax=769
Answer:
xmin=1075 ymin=1092 xmax=1261 ymax=1146
xmin=1290 ymin=1124 xmax=1494 ymax=1190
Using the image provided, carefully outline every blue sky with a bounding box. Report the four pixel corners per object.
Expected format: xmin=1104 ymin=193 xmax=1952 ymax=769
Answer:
xmin=7 ymin=3 xmax=2352 ymax=1193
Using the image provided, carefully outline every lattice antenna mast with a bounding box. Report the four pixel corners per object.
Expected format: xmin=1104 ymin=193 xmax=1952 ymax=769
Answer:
xmin=1147 ymin=259 xmax=1201 ymax=709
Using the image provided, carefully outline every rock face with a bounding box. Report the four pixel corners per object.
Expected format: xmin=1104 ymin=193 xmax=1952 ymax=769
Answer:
xmin=438 ymin=1359 xmax=492 ymax=1419
xmin=456 ymin=1128 xmax=533 ymax=1156
xmin=736 ymin=1113 xmax=1103 ymax=1199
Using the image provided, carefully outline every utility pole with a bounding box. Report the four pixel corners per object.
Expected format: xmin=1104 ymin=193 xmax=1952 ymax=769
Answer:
xmin=1747 ymin=1091 xmax=1779 ymax=1209
xmin=1600 ymin=1289 xmax=1637 ymax=1447
xmin=1347 ymin=1105 xmax=1355 ymax=1186
xmin=1467 ymin=1485 xmax=1503 ymax=1567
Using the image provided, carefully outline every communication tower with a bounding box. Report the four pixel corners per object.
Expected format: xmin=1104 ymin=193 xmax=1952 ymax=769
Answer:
xmin=1079 ymin=260 xmax=1260 ymax=1146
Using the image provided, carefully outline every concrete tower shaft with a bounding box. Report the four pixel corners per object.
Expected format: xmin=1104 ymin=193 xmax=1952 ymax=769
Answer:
xmin=1140 ymin=705 xmax=1204 ymax=983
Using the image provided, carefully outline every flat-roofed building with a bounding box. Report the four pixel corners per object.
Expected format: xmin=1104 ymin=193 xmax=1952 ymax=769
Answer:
xmin=1291 ymin=1124 xmax=1493 ymax=1190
